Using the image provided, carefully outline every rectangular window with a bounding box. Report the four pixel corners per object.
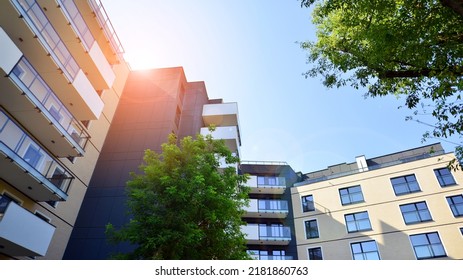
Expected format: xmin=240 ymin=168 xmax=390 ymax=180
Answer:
xmin=410 ymin=232 xmax=446 ymax=259
xmin=434 ymin=168 xmax=457 ymax=187
xmin=23 ymin=144 xmax=43 ymax=168
xmin=339 ymin=185 xmax=364 ymax=205
xmin=304 ymin=219 xmax=319 ymax=239
xmin=351 ymin=240 xmax=380 ymax=260
xmin=400 ymin=201 xmax=432 ymax=224
xmin=301 ymin=195 xmax=315 ymax=212
xmin=308 ymin=247 xmax=323 ymax=260
xmin=345 ymin=211 xmax=372 ymax=233
xmin=446 ymin=195 xmax=463 ymax=217
xmin=391 ymin=174 xmax=420 ymax=195
xmin=460 ymin=228 xmax=463 ymax=236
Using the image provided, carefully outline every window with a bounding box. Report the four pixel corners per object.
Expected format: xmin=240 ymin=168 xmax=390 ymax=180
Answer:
xmin=434 ymin=167 xmax=457 ymax=187
xmin=351 ymin=240 xmax=380 ymax=260
xmin=345 ymin=211 xmax=372 ymax=233
xmin=339 ymin=185 xmax=364 ymax=205
xmin=0 ymin=193 xmax=20 ymax=215
xmin=460 ymin=228 xmax=463 ymax=236
xmin=400 ymin=201 xmax=432 ymax=224
xmin=304 ymin=219 xmax=319 ymax=239
xmin=301 ymin=195 xmax=314 ymax=212
xmin=23 ymin=144 xmax=43 ymax=168
xmin=308 ymin=247 xmax=323 ymax=260
xmin=410 ymin=232 xmax=446 ymax=259
xmin=446 ymin=195 xmax=463 ymax=217
xmin=391 ymin=174 xmax=420 ymax=195
xmin=0 ymin=194 xmax=13 ymax=214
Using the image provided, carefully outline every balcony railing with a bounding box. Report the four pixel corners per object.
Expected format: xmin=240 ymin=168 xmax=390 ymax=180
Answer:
xmin=12 ymin=0 xmax=80 ymax=82
xmin=245 ymin=199 xmax=289 ymax=213
xmin=242 ymin=224 xmax=291 ymax=244
xmin=88 ymin=0 xmax=125 ymax=62
xmin=257 ymin=176 xmax=286 ymax=188
xmin=0 ymin=200 xmax=55 ymax=256
xmin=259 ymin=225 xmax=291 ymax=240
xmin=296 ymin=150 xmax=447 ymax=186
xmin=9 ymin=57 xmax=89 ymax=154
xmin=0 ymin=110 xmax=73 ymax=200
xmin=57 ymin=0 xmax=95 ymax=51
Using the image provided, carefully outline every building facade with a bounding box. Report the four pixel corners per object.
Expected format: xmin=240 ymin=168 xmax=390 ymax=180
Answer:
xmin=291 ymin=143 xmax=463 ymax=260
xmin=64 ymin=67 xmax=242 ymax=259
xmin=239 ymin=161 xmax=299 ymax=260
xmin=0 ymin=0 xmax=129 ymax=259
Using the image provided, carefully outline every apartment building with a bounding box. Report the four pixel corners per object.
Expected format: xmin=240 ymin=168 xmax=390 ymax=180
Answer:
xmin=239 ymin=161 xmax=299 ymax=260
xmin=0 ymin=0 xmax=129 ymax=259
xmin=292 ymin=143 xmax=463 ymax=260
xmin=64 ymin=67 xmax=242 ymax=259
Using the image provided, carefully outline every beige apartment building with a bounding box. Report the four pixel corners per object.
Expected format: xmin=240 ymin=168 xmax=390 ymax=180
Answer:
xmin=292 ymin=143 xmax=463 ymax=260
xmin=0 ymin=0 xmax=129 ymax=259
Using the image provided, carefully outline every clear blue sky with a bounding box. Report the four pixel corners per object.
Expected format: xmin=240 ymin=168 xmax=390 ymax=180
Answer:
xmin=101 ymin=0 xmax=460 ymax=173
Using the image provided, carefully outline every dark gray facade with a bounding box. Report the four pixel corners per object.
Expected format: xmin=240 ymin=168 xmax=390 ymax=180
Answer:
xmin=64 ymin=67 xmax=216 ymax=259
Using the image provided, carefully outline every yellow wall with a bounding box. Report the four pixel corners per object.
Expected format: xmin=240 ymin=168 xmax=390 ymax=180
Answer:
xmin=292 ymin=153 xmax=463 ymax=260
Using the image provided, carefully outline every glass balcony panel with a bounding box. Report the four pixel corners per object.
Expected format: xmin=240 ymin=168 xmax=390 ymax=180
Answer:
xmin=0 ymin=110 xmax=73 ymax=197
xmin=9 ymin=58 xmax=89 ymax=153
xmin=13 ymin=0 xmax=79 ymax=80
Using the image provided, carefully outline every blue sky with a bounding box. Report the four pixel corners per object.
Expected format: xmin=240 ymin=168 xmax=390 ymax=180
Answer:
xmin=101 ymin=0 xmax=460 ymax=173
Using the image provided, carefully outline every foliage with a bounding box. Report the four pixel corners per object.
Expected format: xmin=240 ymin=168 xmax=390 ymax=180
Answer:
xmin=300 ymin=0 xmax=463 ymax=168
xmin=106 ymin=131 xmax=250 ymax=259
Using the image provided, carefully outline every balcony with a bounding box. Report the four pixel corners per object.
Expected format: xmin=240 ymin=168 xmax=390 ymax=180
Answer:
xmin=1 ymin=0 xmax=103 ymax=119
xmin=0 ymin=110 xmax=73 ymax=201
xmin=0 ymin=201 xmax=55 ymax=256
xmin=203 ymin=102 xmax=239 ymax=127
xmin=248 ymin=253 xmax=293 ymax=260
xmin=1 ymin=55 xmax=89 ymax=157
xmin=46 ymin=0 xmax=116 ymax=90
xmin=241 ymin=224 xmax=291 ymax=245
xmin=200 ymin=126 xmax=241 ymax=156
xmin=243 ymin=199 xmax=289 ymax=219
xmin=247 ymin=175 xmax=287 ymax=195
xmin=87 ymin=0 xmax=125 ymax=64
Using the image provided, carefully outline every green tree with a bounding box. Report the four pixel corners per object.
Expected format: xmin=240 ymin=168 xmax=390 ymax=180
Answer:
xmin=106 ymin=132 xmax=250 ymax=259
xmin=300 ymin=0 xmax=463 ymax=168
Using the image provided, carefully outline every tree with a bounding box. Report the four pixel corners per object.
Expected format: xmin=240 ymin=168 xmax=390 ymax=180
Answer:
xmin=106 ymin=132 xmax=250 ymax=259
xmin=300 ymin=0 xmax=463 ymax=168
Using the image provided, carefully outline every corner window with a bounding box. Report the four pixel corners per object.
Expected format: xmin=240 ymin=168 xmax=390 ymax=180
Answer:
xmin=301 ymin=195 xmax=315 ymax=212
xmin=390 ymin=174 xmax=420 ymax=196
xmin=434 ymin=168 xmax=456 ymax=187
xmin=446 ymin=195 xmax=463 ymax=217
xmin=410 ymin=232 xmax=446 ymax=259
xmin=304 ymin=219 xmax=319 ymax=239
xmin=400 ymin=201 xmax=432 ymax=224
xmin=351 ymin=240 xmax=380 ymax=260
xmin=339 ymin=185 xmax=364 ymax=205
xmin=345 ymin=211 xmax=372 ymax=233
